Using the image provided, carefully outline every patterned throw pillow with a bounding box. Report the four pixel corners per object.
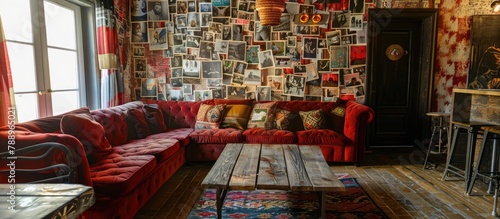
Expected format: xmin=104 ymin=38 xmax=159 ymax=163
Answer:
xmin=247 ymin=102 xmax=277 ymax=129
xmin=142 ymin=104 xmax=167 ymax=134
xmin=331 ymin=98 xmax=347 ymax=133
xmin=220 ymin=104 xmax=253 ymax=130
xmin=299 ymin=109 xmax=326 ymax=130
xmin=61 ymin=113 xmax=112 ymax=164
xmin=275 ymin=109 xmax=292 ymax=130
xmin=195 ymin=104 xmax=226 ymax=129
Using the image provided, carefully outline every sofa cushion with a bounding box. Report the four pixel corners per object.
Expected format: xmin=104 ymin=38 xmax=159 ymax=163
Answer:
xmin=60 ymin=113 xmax=112 ymax=164
xmin=127 ymin=108 xmax=151 ymax=139
xmin=89 ymin=153 xmax=156 ymax=195
xmin=142 ymin=104 xmax=167 ymax=134
xmin=247 ymin=102 xmax=277 ymax=129
xmin=297 ymin=129 xmax=352 ymax=145
xmin=112 ymin=138 xmax=180 ymax=163
xmin=195 ymin=104 xmax=226 ymax=129
xmin=299 ymin=109 xmax=326 ymax=130
xmin=145 ymin=128 xmax=193 ymax=147
xmin=220 ymin=104 xmax=252 ymax=130
xmin=275 ymin=109 xmax=300 ymax=130
xmin=243 ymin=128 xmax=296 ymax=144
xmin=189 ymin=128 xmax=243 ymax=144
xmin=214 ymin=99 xmax=254 ymax=105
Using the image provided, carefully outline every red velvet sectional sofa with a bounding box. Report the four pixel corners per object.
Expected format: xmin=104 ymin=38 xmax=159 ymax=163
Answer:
xmin=0 ymin=99 xmax=374 ymax=218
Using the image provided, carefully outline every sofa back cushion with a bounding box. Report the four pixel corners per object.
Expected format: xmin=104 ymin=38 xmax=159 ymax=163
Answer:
xmin=126 ymin=108 xmax=151 ymax=139
xmin=91 ymin=101 xmax=144 ymax=146
xmin=60 ymin=113 xmax=112 ymax=164
xmin=274 ymin=100 xmax=344 ymax=132
xmin=17 ymin=107 xmax=91 ymax=133
xmin=142 ymin=104 xmax=167 ymax=133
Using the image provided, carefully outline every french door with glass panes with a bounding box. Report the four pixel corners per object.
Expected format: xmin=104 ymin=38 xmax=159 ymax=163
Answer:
xmin=1 ymin=0 xmax=86 ymax=122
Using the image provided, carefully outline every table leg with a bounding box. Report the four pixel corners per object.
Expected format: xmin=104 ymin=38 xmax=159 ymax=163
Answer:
xmin=317 ymin=191 xmax=326 ymax=218
xmin=215 ymin=189 xmax=227 ymax=219
xmin=465 ymin=127 xmax=478 ymax=192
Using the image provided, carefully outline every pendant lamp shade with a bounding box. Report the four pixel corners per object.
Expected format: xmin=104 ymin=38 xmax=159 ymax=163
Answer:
xmin=256 ymin=0 xmax=286 ymax=26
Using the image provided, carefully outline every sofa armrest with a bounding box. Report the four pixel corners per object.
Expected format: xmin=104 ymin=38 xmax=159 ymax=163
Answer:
xmin=0 ymin=142 xmax=76 ymax=183
xmin=343 ymin=102 xmax=375 ymax=161
xmin=0 ymin=129 xmax=93 ymax=186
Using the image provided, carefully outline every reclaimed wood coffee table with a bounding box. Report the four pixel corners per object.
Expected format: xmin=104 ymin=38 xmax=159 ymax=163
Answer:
xmin=201 ymin=143 xmax=345 ymax=219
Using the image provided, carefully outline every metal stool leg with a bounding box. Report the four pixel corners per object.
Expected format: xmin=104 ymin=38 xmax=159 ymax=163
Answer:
xmin=493 ymin=178 xmax=499 ymax=217
xmin=424 ymin=125 xmax=439 ymax=169
xmin=442 ymin=125 xmax=460 ymax=180
xmin=467 ymin=130 xmax=489 ymax=195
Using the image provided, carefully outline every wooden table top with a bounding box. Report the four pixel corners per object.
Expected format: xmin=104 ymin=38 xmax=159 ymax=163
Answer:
xmin=0 ymin=184 xmax=94 ymax=219
xmin=202 ymin=143 xmax=345 ymax=192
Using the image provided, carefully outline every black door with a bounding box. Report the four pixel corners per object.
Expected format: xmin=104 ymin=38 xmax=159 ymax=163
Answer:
xmin=367 ymin=9 xmax=438 ymax=147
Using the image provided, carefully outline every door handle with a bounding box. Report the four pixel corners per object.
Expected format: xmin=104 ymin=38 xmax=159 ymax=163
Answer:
xmin=38 ymin=89 xmax=53 ymax=95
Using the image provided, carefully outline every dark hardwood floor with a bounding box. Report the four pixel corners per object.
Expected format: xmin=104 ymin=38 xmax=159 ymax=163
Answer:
xmin=134 ymin=148 xmax=498 ymax=219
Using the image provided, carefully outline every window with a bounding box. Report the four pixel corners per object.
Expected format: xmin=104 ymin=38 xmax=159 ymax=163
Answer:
xmin=0 ymin=0 xmax=97 ymax=122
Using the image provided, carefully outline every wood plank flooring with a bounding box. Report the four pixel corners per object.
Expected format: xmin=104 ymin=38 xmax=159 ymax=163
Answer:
xmin=134 ymin=148 xmax=499 ymax=219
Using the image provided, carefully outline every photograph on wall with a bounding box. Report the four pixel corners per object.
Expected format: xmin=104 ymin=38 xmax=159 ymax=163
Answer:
xmin=227 ymin=41 xmax=246 ymax=61
xmin=187 ymin=1 xmax=197 ymax=12
xmin=149 ymin=28 xmax=168 ymax=50
xmin=330 ymin=45 xmax=349 ymax=68
xmin=268 ymin=76 xmax=284 ymax=91
xmin=349 ymin=0 xmax=365 ymax=14
xmin=177 ymin=1 xmax=188 ymax=14
xmin=176 ymin=14 xmax=187 ymax=27
xmin=182 ymin=60 xmax=200 ymax=78
xmin=212 ymin=88 xmax=224 ymax=98
xmin=353 ymin=85 xmax=365 ymax=97
xmin=293 ymin=65 xmax=307 ymax=74
xmin=199 ymin=41 xmax=215 ymax=59
xmin=287 ymin=36 xmax=297 ymax=47
xmin=133 ymin=46 xmax=145 ymax=57
xmin=246 ymin=91 xmax=256 ymax=99
xmin=284 ymin=74 xmax=306 ymax=96
xmin=171 ymin=55 xmax=183 ymax=68
xmin=200 ymin=3 xmax=212 ymax=12
xmin=207 ymin=78 xmax=223 ymax=87
xmin=317 ymin=59 xmax=330 ymax=72
xmin=324 ymin=87 xmax=339 ymax=98
xmin=183 ymin=84 xmax=193 ymax=94
xmin=344 ymin=73 xmax=362 ymax=87
xmin=326 ymin=30 xmax=341 ymax=46
xmin=134 ymin=58 xmax=147 ymax=71
xmin=141 ymin=78 xmax=158 ymax=97
xmin=194 ymin=89 xmax=213 ymax=101
xmin=331 ymin=11 xmax=350 ymax=29
xmin=258 ymin=50 xmax=275 ymax=69
xmin=243 ymin=69 xmax=262 ymax=85
xmin=233 ymin=61 xmax=247 ymax=74
xmin=254 ymin=22 xmax=271 ymax=41
xmin=350 ymin=44 xmax=366 ymax=66
xmin=186 ymin=35 xmax=201 ymax=48
xmin=131 ymin=0 xmax=147 ymax=21
xmin=257 ymin=86 xmax=271 ymax=101
xmin=232 ymin=73 xmax=244 ymax=85
xmin=246 ymin=45 xmax=260 ymax=64
xmin=202 ymin=61 xmax=222 ymax=79
xmin=270 ymin=41 xmax=286 ymax=57
xmin=305 ymin=63 xmax=319 ymax=82
xmin=147 ymin=1 xmax=169 ymax=20
xmin=171 ymin=67 xmax=183 ymax=78
xmin=275 ymin=57 xmax=292 ymax=68
xmin=169 ymin=89 xmax=184 ymax=100
xmin=232 ymin=24 xmax=243 ymax=41
xmin=322 ymin=73 xmax=339 ymax=87
xmin=307 ymin=84 xmax=323 ymax=96
xmin=171 ymin=77 xmax=182 ymax=87
xmin=227 ymin=85 xmax=246 ymax=99
xmin=131 ymin=22 xmax=148 ymax=43
xmin=349 ymin=14 xmax=364 ymax=31
xmin=187 ymin=12 xmax=200 ymax=29
xmin=302 ymin=37 xmax=318 ymax=59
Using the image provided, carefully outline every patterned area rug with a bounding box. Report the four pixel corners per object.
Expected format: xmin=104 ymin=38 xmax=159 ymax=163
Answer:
xmin=187 ymin=173 xmax=388 ymax=219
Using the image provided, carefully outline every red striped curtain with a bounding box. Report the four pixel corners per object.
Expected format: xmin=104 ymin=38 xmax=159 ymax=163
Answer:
xmin=96 ymin=0 xmax=124 ymax=107
xmin=0 ymin=16 xmax=16 ymax=126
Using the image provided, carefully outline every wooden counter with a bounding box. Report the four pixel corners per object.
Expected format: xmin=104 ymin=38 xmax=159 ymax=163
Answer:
xmin=451 ymin=88 xmax=500 ymax=126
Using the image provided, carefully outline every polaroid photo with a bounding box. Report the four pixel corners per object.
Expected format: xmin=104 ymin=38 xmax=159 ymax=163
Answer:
xmin=317 ymin=59 xmax=330 ymax=72
xmin=350 ymin=45 xmax=367 ymax=66
xmin=330 ymin=46 xmax=349 ymax=68
xmin=169 ymin=89 xmax=184 ymax=101
xmin=287 ymin=36 xmax=296 ymax=47
xmin=199 ymin=3 xmax=212 ymax=12
xmin=283 ymin=74 xmax=306 ymax=97
xmin=245 ymin=91 xmax=256 ymax=99
xmin=243 ymin=69 xmax=261 ymax=85
xmin=182 ymin=84 xmax=193 ymax=94
xmin=222 ymin=60 xmax=234 ymax=74
xmin=232 ymin=73 xmax=244 ymax=85
xmin=193 ymin=90 xmax=213 ymax=101
xmin=182 ymin=60 xmax=200 ymax=78
xmin=171 ymin=77 xmax=183 ymax=87
xmin=134 ymin=58 xmax=147 ymax=72
xmin=267 ymin=76 xmax=284 ymax=91
xmin=227 ymin=85 xmax=246 ymax=99
xmin=141 ymin=78 xmax=158 ymax=97
xmin=201 ymin=60 xmax=223 ymax=79
xmin=207 ymin=78 xmax=223 ymax=87
xmin=222 ymin=74 xmax=233 ymax=85
xmin=211 ymin=88 xmax=224 ymax=98
xmin=323 ymin=87 xmax=339 ymax=98
xmin=322 ymin=73 xmax=339 ymax=87
xmin=187 ymin=12 xmax=201 ymax=29
xmin=344 ymin=73 xmax=362 ymax=87
xmin=302 ymin=37 xmax=318 ymax=59
xmin=171 ymin=55 xmax=183 ymax=68
xmin=176 ymin=1 xmax=188 ymax=14
xmin=293 ymin=64 xmax=307 ymax=74
xmin=227 ymin=41 xmax=247 ymax=61
xmin=270 ymin=41 xmax=286 ymax=57
xmin=275 ymin=57 xmax=292 ymax=68
xmin=256 ymin=86 xmax=271 ymax=101
xmin=254 ymin=22 xmax=271 ymax=41
xmin=133 ymin=46 xmax=145 ymax=57
xmin=232 ymin=61 xmax=247 ymax=74
xmin=246 ymin=45 xmax=260 ymax=64
xmin=257 ymin=50 xmax=275 ymax=69
xmin=199 ymin=41 xmax=215 ymax=59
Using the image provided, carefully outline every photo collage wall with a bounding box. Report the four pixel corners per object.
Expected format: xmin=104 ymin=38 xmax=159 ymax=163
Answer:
xmin=130 ymin=0 xmax=373 ymax=103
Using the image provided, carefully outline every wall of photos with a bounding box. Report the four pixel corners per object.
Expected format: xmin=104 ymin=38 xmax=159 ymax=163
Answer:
xmin=127 ymin=0 xmax=378 ymax=103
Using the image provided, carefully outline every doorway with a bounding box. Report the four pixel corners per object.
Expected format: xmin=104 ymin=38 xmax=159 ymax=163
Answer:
xmin=366 ymin=9 xmax=438 ymax=148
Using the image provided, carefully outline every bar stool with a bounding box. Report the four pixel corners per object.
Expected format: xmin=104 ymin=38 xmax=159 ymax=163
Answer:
xmin=466 ymin=126 xmax=500 ymax=216
xmin=441 ymin=122 xmax=488 ymax=191
xmin=423 ymin=112 xmax=450 ymax=169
